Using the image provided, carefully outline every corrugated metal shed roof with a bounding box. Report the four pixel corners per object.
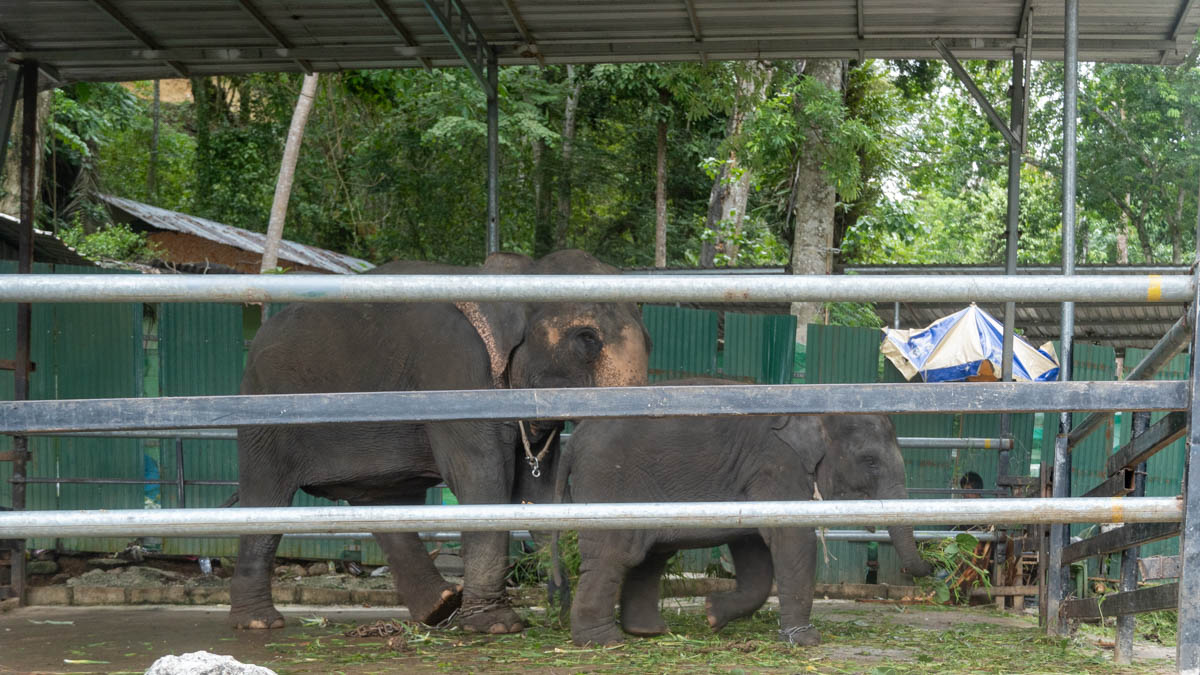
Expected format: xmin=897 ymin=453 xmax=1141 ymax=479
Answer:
xmin=0 ymin=212 xmax=95 ymax=266
xmin=97 ymin=193 xmax=374 ymax=274
xmin=1 ymin=0 xmax=1197 ymax=84
xmin=627 ymin=263 xmax=1190 ymax=350
xmin=847 ymin=263 xmax=1191 ymax=351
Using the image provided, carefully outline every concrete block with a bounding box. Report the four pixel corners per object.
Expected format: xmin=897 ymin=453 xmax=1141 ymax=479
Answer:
xmin=299 ymin=587 xmax=352 ymax=605
xmin=129 ymin=586 xmax=188 ymax=604
xmin=190 ymin=587 xmax=231 ymax=605
xmin=27 ymin=585 xmax=71 ymax=606
xmin=73 ymin=586 xmax=127 ymax=606
xmin=350 ymin=589 xmax=397 ymax=607
xmin=272 ymin=585 xmax=298 ymax=604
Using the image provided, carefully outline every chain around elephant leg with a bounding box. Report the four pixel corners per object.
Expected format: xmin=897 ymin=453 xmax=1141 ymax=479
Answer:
xmin=457 ymin=594 xmax=525 ymax=634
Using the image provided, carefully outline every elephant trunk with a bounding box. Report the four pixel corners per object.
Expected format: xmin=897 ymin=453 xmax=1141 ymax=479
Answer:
xmin=887 ymin=525 xmax=933 ymax=578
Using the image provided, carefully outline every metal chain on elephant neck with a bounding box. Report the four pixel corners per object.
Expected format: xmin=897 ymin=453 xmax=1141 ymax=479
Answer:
xmin=518 ymin=422 xmax=558 ymax=478
xmin=779 ymin=624 xmax=815 ymax=644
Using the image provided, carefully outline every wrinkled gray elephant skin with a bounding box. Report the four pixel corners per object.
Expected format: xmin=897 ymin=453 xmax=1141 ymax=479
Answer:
xmin=559 ymin=378 xmax=932 ymax=647
xmin=229 ymin=250 xmax=651 ymax=635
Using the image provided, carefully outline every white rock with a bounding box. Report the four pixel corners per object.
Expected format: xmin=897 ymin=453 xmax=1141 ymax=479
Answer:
xmin=144 ymin=651 xmax=277 ymax=675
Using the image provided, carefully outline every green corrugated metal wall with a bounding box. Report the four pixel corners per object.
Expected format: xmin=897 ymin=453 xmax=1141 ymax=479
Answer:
xmin=724 ymin=313 xmax=797 ymax=384
xmin=157 ymin=303 xmax=244 ymax=558
xmin=806 ymin=324 xmax=877 ymax=583
xmin=1117 ymin=348 xmax=1188 ymax=560
xmin=1 ymin=262 xmax=143 ymax=553
xmin=642 ymin=305 xmax=718 ymax=382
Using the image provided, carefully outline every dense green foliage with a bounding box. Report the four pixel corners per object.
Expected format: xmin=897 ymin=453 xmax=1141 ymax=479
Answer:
xmin=33 ymin=42 xmax=1200 ymax=290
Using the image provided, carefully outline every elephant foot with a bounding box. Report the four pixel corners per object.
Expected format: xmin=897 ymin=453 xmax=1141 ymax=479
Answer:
xmin=412 ymin=584 xmax=463 ymax=627
xmin=779 ymin=623 xmax=821 ymax=647
xmin=229 ymin=606 xmax=286 ymax=630
xmin=572 ymin=622 xmax=625 ymax=647
xmin=458 ymin=597 xmax=525 ymax=634
xmin=620 ymin=611 xmax=668 ymax=637
xmin=705 ymin=595 xmax=751 ymax=632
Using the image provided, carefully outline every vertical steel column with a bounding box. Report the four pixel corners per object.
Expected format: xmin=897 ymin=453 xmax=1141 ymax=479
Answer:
xmin=485 ymin=47 xmax=499 ymax=256
xmin=893 ymin=301 xmax=900 ymax=329
xmin=995 ymin=47 xmax=1025 ymax=610
xmin=999 ymin=48 xmax=1024 ymax=483
xmin=10 ymin=62 xmax=38 ymax=606
xmin=1114 ymin=410 xmax=1150 ymax=664
xmin=1178 ymin=161 xmax=1200 ymax=675
xmin=1046 ymin=0 xmax=1078 ymax=636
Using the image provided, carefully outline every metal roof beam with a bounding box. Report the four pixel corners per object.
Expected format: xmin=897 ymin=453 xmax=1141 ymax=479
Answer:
xmin=369 ymin=0 xmax=433 ymax=70
xmin=1170 ymin=0 xmax=1199 ymax=40
xmin=681 ymin=0 xmax=707 ymax=63
xmin=498 ymin=0 xmax=544 ymax=66
xmin=233 ymin=0 xmax=314 ymax=74
xmin=88 ymin=0 xmax=189 ymax=77
xmin=420 ymin=0 xmax=495 ymax=97
xmin=932 ymin=38 xmax=1021 ymax=150
xmin=857 ymin=0 xmax=865 ymax=39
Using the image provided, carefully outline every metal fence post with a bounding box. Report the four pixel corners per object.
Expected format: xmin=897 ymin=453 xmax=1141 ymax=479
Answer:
xmin=1046 ymin=0 xmax=1079 ymax=636
xmin=1114 ymin=410 xmax=1150 ymax=664
xmin=486 ymin=46 xmax=499 ymax=256
xmin=1177 ymin=199 xmax=1200 ymax=674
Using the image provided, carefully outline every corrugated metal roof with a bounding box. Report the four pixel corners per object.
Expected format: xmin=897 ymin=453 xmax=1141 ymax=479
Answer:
xmin=0 ymin=212 xmax=94 ymax=266
xmin=847 ymin=264 xmax=1191 ymax=351
xmin=636 ymin=264 xmax=1189 ymax=350
xmin=1 ymin=0 xmax=1197 ymax=85
xmin=97 ymin=193 xmax=374 ymax=274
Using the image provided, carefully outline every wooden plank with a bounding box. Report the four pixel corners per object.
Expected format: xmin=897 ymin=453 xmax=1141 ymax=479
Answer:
xmin=1081 ymin=469 xmax=1134 ymax=498
xmin=1062 ymin=522 xmax=1181 ymax=565
xmin=1060 ymin=582 xmax=1177 ymax=620
xmin=1106 ymin=411 xmax=1187 ymax=476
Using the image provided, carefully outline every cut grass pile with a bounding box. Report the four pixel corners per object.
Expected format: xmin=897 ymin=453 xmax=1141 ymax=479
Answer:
xmin=262 ymin=604 xmax=1174 ymax=674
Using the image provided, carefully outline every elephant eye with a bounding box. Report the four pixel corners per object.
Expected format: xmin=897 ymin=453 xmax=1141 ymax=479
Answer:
xmin=573 ymin=327 xmax=604 ymax=360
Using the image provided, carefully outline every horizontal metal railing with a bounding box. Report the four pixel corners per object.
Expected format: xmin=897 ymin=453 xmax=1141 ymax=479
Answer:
xmin=0 ymin=381 xmax=1186 ymax=433
xmin=0 ymin=498 xmax=1180 ymax=539
xmin=20 ymin=429 xmax=1014 ymax=450
xmin=0 ymin=273 xmax=1188 ymax=305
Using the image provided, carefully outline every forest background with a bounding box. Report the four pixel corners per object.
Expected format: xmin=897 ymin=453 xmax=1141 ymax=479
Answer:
xmin=7 ymin=43 xmax=1200 ymax=328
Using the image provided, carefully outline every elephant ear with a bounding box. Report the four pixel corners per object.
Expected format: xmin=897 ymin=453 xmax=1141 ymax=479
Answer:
xmin=771 ymin=415 xmax=827 ymax=478
xmin=454 ymin=252 xmax=534 ymax=388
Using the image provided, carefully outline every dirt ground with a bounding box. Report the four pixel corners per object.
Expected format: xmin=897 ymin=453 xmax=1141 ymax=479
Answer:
xmin=0 ymin=600 xmax=1177 ymax=675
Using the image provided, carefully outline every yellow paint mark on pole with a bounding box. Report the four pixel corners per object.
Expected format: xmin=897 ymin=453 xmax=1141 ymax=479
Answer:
xmin=984 ymin=439 xmax=992 ymax=449
xmin=1147 ymin=275 xmax=1163 ymax=302
xmin=1111 ymin=500 xmax=1125 ymax=524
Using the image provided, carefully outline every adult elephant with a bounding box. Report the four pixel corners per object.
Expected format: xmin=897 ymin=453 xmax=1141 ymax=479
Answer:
xmin=559 ymin=379 xmax=932 ymax=646
xmin=230 ymin=250 xmax=651 ymax=634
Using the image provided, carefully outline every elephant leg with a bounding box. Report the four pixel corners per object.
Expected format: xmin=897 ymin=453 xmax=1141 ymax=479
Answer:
xmin=760 ymin=526 xmax=821 ymax=647
xmin=229 ymin=437 xmax=296 ymax=630
xmin=571 ymin=532 xmax=640 ymax=646
xmin=620 ymin=551 xmax=672 ymax=636
xmin=707 ymin=536 xmax=775 ymax=631
xmin=429 ymin=422 xmax=524 ymax=634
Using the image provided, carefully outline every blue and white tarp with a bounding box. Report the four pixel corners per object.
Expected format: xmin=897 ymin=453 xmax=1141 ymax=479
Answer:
xmin=881 ymin=304 xmax=1059 ymax=383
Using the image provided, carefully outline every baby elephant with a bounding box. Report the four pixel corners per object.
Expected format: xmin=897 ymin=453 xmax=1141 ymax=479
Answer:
xmin=559 ymin=380 xmax=932 ymax=647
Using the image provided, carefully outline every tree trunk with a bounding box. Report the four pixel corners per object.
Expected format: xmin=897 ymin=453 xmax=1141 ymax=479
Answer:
xmin=654 ymin=88 xmax=668 ymax=268
xmin=1116 ymin=194 xmax=1130 ymax=264
xmin=532 ymin=136 xmax=554 ymax=257
xmin=700 ymin=63 xmax=769 ymax=267
xmin=149 ymin=79 xmax=160 ymax=202
xmin=555 ymin=65 xmax=582 ymax=251
xmin=1171 ymin=185 xmax=1185 ymax=265
xmin=0 ymin=91 xmax=49 ymax=218
xmin=261 ymin=73 xmax=319 ymax=273
xmin=789 ymin=59 xmax=843 ymax=342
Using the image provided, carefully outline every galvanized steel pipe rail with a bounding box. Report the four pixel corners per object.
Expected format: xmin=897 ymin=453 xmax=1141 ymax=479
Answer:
xmin=0 ymin=498 xmax=1179 ymax=539
xmin=18 ymin=429 xmax=1013 ymax=450
xmin=0 ymin=381 xmax=1186 ymax=433
xmin=0 ymin=273 xmax=1188 ymax=305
